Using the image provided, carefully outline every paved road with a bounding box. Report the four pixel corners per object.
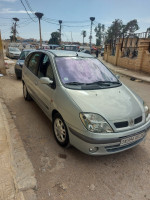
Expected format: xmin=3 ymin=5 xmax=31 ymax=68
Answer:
xmin=0 ymin=66 xmax=150 ymax=200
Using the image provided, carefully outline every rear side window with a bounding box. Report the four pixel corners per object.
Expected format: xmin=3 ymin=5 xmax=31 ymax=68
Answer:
xmin=28 ymin=53 xmax=40 ymax=75
xmin=38 ymin=54 xmax=54 ymax=80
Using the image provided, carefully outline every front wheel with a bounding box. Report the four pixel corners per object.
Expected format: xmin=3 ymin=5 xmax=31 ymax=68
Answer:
xmin=53 ymin=113 xmax=69 ymax=147
xmin=23 ymin=83 xmax=32 ymax=101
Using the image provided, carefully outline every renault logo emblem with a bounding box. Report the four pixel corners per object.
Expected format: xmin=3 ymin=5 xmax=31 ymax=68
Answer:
xmin=129 ymin=119 xmax=134 ymax=126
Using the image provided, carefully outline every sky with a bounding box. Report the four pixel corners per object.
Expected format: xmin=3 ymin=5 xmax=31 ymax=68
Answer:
xmin=0 ymin=0 xmax=150 ymax=43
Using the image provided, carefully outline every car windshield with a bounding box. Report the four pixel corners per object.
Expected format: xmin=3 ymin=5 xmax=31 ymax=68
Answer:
xmin=9 ymin=47 xmax=20 ymax=52
xmin=55 ymin=57 xmax=120 ymax=89
xmin=19 ymin=51 xmax=31 ymax=60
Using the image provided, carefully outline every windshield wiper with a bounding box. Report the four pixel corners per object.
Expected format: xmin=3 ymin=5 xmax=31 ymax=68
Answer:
xmin=65 ymin=82 xmax=84 ymax=85
xmin=86 ymin=81 xmax=120 ymax=85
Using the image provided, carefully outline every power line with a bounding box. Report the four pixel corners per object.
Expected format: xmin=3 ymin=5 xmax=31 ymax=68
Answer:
xmin=43 ymin=18 xmax=90 ymax=28
xmin=18 ymin=20 xmax=33 ymax=28
xmin=43 ymin=17 xmax=59 ymax=23
xmin=63 ymin=24 xmax=90 ymax=28
xmin=43 ymin=17 xmax=90 ymax=24
xmin=63 ymin=20 xmax=89 ymax=23
xmin=18 ymin=18 xmax=37 ymax=25
xmin=0 ymin=17 xmax=30 ymax=20
xmin=42 ymin=18 xmax=59 ymax=25
xmin=19 ymin=0 xmax=36 ymax=22
xmin=24 ymin=0 xmax=35 ymax=14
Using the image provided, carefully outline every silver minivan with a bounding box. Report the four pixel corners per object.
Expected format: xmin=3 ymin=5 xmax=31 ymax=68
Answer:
xmin=22 ymin=50 xmax=150 ymax=155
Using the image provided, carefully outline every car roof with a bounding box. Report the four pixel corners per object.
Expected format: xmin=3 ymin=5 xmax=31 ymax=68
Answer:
xmin=47 ymin=50 xmax=93 ymax=58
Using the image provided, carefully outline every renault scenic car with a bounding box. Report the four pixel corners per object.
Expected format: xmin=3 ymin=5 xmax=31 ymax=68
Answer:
xmin=22 ymin=50 xmax=150 ymax=155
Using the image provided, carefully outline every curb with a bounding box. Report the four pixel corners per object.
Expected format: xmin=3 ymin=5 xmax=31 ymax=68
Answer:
xmin=0 ymin=98 xmax=37 ymax=200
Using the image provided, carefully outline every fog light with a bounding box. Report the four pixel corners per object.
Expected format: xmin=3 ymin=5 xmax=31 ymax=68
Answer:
xmin=89 ymin=147 xmax=98 ymax=153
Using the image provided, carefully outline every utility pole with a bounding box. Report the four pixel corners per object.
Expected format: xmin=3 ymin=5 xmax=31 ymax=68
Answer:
xmin=12 ymin=18 xmax=19 ymax=42
xmin=59 ymin=20 xmax=62 ymax=45
xmin=35 ymin=12 xmax=44 ymax=49
xmin=0 ymin=31 xmax=6 ymax=75
xmin=89 ymin=17 xmax=95 ymax=52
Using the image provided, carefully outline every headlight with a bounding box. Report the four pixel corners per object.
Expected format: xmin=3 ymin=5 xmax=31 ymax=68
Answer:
xmin=144 ymin=103 xmax=149 ymax=118
xmin=79 ymin=113 xmax=113 ymax=133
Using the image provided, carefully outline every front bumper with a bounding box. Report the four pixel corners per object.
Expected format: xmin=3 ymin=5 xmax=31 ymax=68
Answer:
xmin=68 ymin=116 xmax=150 ymax=155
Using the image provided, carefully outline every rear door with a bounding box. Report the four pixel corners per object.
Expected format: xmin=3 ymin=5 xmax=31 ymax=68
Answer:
xmin=23 ymin=52 xmax=41 ymax=102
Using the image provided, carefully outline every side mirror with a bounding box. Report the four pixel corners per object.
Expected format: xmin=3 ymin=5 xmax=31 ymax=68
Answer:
xmin=40 ymin=77 xmax=53 ymax=85
xmin=116 ymin=74 xmax=120 ymax=79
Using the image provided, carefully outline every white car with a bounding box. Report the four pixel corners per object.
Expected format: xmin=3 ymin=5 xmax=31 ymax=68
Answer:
xmin=6 ymin=47 xmax=21 ymax=59
xmin=22 ymin=50 xmax=150 ymax=155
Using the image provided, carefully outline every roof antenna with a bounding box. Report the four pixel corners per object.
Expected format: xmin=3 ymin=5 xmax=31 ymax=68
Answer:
xmin=76 ymin=53 xmax=78 ymax=57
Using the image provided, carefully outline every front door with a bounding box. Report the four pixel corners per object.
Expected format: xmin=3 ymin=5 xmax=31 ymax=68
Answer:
xmin=36 ymin=53 xmax=55 ymax=117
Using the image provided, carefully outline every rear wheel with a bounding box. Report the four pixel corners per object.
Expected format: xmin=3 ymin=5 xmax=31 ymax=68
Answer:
xmin=53 ymin=113 xmax=69 ymax=147
xmin=23 ymin=83 xmax=32 ymax=101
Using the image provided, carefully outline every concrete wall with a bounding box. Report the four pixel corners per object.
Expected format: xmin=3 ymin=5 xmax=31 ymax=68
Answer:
xmin=104 ymin=38 xmax=150 ymax=74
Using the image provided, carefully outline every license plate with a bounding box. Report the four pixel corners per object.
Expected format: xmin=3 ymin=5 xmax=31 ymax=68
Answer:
xmin=120 ymin=132 xmax=145 ymax=146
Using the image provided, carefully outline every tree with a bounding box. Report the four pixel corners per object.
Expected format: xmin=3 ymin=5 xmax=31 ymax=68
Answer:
xmin=94 ymin=23 xmax=105 ymax=46
xmin=48 ymin=32 xmax=60 ymax=45
xmin=10 ymin=25 xmax=17 ymax=42
xmin=123 ymin=19 xmax=139 ymax=35
xmin=81 ymin=30 xmax=86 ymax=45
xmin=106 ymin=19 xmax=123 ymax=43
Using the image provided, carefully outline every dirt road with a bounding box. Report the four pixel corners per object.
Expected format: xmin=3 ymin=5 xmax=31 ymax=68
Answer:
xmin=0 ymin=66 xmax=150 ymax=200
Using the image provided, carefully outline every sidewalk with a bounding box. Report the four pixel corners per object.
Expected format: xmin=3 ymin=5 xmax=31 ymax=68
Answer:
xmin=99 ymin=57 xmax=150 ymax=83
xmin=0 ymin=98 xmax=37 ymax=200
xmin=0 ymin=100 xmax=16 ymax=200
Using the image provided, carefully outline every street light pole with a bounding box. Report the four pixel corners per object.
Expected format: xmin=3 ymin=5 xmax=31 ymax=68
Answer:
xmin=89 ymin=17 xmax=95 ymax=52
xmin=59 ymin=20 xmax=62 ymax=45
xmin=35 ymin=12 xmax=44 ymax=49
xmin=12 ymin=18 xmax=19 ymax=42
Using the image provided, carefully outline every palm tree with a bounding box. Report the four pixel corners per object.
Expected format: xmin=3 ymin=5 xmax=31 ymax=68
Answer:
xmin=81 ymin=30 xmax=86 ymax=45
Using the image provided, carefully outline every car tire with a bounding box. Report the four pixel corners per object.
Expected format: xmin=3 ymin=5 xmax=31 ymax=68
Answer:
xmin=23 ymin=83 xmax=32 ymax=101
xmin=53 ymin=113 xmax=69 ymax=147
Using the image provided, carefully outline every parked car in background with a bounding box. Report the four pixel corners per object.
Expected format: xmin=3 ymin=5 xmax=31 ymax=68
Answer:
xmin=63 ymin=45 xmax=79 ymax=51
xmin=6 ymin=47 xmax=21 ymax=59
xmin=79 ymin=46 xmax=91 ymax=54
xmin=81 ymin=49 xmax=91 ymax=54
xmin=41 ymin=44 xmax=50 ymax=50
xmin=49 ymin=44 xmax=59 ymax=49
xmin=15 ymin=49 xmax=33 ymax=79
xmin=22 ymin=50 xmax=150 ymax=155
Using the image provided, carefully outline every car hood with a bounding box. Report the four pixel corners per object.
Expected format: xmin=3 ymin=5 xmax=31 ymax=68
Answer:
xmin=65 ymin=85 xmax=144 ymax=121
